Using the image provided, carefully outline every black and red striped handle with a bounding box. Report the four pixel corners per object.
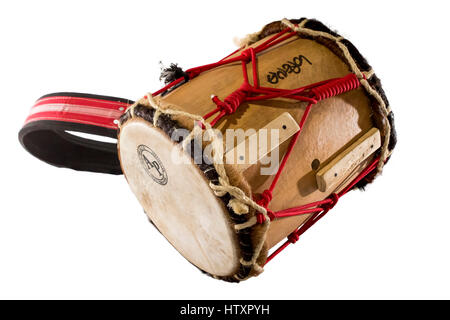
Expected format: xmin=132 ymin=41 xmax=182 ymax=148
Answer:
xmin=19 ymin=93 xmax=133 ymax=174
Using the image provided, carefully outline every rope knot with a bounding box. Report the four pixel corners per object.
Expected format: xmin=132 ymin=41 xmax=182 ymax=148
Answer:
xmin=212 ymin=86 xmax=248 ymax=115
xmin=255 ymin=190 xmax=274 ymax=225
xmin=185 ymin=68 xmax=202 ymax=79
xmin=288 ymin=232 xmax=300 ymax=244
xmin=240 ymin=47 xmax=255 ymax=63
xmin=323 ymin=193 xmax=339 ymax=211
xmin=256 ymin=209 xmax=275 ymax=224
xmin=256 ymin=189 xmax=272 ymax=208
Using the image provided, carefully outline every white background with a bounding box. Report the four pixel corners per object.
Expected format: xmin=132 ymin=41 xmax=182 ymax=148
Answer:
xmin=1 ymin=0 xmax=449 ymax=299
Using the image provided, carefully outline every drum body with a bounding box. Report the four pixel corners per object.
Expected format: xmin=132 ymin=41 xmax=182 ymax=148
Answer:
xmin=118 ymin=18 xmax=396 ymax=281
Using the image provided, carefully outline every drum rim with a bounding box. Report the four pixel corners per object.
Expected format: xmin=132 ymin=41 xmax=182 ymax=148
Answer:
xmin=118 ymin=104 xmax=264 ymax=282
xmin=118 ymin=117 xmax=244 ymax=276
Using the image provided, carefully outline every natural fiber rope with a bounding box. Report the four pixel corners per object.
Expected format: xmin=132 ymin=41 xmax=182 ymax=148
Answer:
xmin=237 ymin=19 xmax=391 ymax=173
xmin=153 ymin=109 xmax=161 ymax=127
xmin=280 ymin=18 xmax=392 ymax=173
xmin=123 ymin=94 xmax=271 ymax=277
xmin=363 ymin=69 xmax=375 ymax=79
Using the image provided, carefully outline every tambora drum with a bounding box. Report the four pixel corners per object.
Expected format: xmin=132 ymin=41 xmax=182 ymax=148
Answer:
xmin=19 ymin=18 xmax=396 ymax=282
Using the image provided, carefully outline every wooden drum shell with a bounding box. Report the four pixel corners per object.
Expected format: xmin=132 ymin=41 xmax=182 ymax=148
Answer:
xmin=117 ymin=18 xmax=396 ymax=281
xmin=155 ymin=36 xmax=374 ymax=249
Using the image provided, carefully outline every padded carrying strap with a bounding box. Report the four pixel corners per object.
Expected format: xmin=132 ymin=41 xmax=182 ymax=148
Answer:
xmin=19 ymin=93 xmax=133 ymax=174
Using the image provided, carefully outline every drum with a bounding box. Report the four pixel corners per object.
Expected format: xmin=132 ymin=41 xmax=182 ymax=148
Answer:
xmin=19 ymin=18 xmax=396 ymax=282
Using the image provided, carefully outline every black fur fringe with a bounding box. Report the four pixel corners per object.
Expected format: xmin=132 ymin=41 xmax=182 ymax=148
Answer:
xmin=159 ymin=63 xmax=188 ymax=84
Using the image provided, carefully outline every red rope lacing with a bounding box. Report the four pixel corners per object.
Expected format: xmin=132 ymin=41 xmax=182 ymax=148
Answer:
xmin=264 ymin=157 xmax=379 ymax=264
xmin=150 ymin=26 xmax=379 ymax=265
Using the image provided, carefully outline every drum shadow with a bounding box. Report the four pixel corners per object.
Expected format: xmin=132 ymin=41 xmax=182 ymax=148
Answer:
xmin=298 ymin=128 xmax=373 ymax=197
xmin=338 ymin=91 xmax=373 ymax=133
xmin=297 ymin=170 xmax=318 ymax=197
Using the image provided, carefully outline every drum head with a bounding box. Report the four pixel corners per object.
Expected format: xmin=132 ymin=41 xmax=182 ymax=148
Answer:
xmin=118 ymin=117 xmax=240 ymax=276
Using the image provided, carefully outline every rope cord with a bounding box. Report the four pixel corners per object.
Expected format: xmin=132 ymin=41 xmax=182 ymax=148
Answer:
xmin=189 ymin=26 xmax=372 ymax=248
xmin=125 ymin=20 xmax=387 ymax=276
xmin=197 ymin=28 xmax=376 ymax=263
xmin=264 ymin=157 xmax=379 ymax=264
